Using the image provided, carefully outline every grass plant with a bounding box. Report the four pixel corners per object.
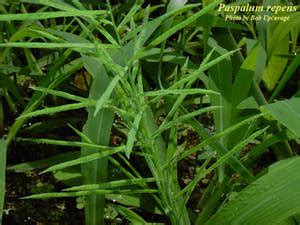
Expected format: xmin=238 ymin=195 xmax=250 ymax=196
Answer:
xmin=0 ymin=0 xmax=299 ymax=224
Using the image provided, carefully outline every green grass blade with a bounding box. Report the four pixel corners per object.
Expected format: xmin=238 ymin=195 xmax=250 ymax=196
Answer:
xmin=0 ymin=42 xmax=117 ymax=49
xmin=181 ymin=127 xmax=268 ymax=203
xmin=126 ymin=110 xmax=143 ymax=158
xmin=179 ymin=107 xmax=254 ymax=182
xmin=0 ymin=10 xmax=106 ymax=21
xmin=17 ymin=102 xmax=94 ymax=119
xmin=93 ymin=75 xmax=121 ymax=116
xmin=123 ymin=4 xmax=199 ymax=44
xmin=64 ymin=177 xmax=156 ymax=191
xmin=144 ymin=88 xmax=219 ymax=97
xmin=20 ymin=0 xmax=77 ymax=11
xmin=153 ymin=106 xmax=222 ymax=138
xmin=31 ymin=86 xmax=89 ymax=102
xmin=41 ymin=146 xmax=124 ymax=174
xmin=178 ymin=113 xmax=265 ymax=160
xmin=21 ymin=189 xmax=158 ymax=199
xmin=117 ymin=1 xmax=143 ymax=32
xmin=67 ymin=124 xmax=93 ymax=143
xmin=147 ymin=0 xmax=222 ymax=48
xmin=6 ymin=57 xmax=83 ymax=145
xmin=170 ymin=49 xmax=240 ymax=90
xmin=0 ymin=139 xmax=6 ymax=224
xmin=20 ymin=138 xmax=117 ymax=151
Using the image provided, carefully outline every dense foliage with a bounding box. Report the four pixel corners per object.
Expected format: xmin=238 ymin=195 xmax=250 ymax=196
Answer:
xmin=0 ymin=0 xmax=299 ymax=224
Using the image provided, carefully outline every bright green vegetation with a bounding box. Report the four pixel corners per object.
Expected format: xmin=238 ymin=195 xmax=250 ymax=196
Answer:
xmin=0 ymin=0 xmax=299 ymax=224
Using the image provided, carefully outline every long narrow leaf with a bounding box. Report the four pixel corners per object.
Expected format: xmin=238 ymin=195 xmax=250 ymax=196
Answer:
xmin=18 ymin=102 xmax=95 ymax=119
xmin=20 ymin=138 xmax=116 ymax=151
xmin=0 ymin=10 xmax=106 ymax=21
xmin=144 ymin=88 xmax=219 ymax=97
xmin=0 ymin=139 xmax=6 ymax=224
xmin=64 ymin=177 xmax=156 ymax=191
xmin=178 ymin=113 xmax=265 ymax=160
xmin=21 ymin=189 xmax=158 ymax=199
xmin=0 ymin=42 xmax=117 ymax=49
xmin=126 ymin=110 xmax=144 ymax=158
xmin=31 ymin=86 xmax=89 ymax=102
xmin=179 ymin=127 xmax=268 ymax=201
xmin=147 ymin=0 xmax=222 ymax=47
xmin=41 ymin=147 xmax=124 ymax=174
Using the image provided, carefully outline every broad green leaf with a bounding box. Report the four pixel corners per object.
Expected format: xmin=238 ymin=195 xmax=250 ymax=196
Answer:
xmin=267 ymin=12 xmax=300 ymax=58
xmin=0 ymin=139 xmax=6 ymax=224
xmin=262 ymin=35 xmax=289 ymax=91
xmin=261 ymin=98 xmax=300 ymax=137
xmin=206 ymin=157 xmax=300 ymax=225
xmin=240 ymin=43 xmax=266 ymax=84
xmin=53 ymin=167 xmax=82 ymax=186
xmin=237 ymin=97 xmax=259 ymax=110
xmin=81 ymin=55 xmax=115 ymax=225
xmin=262 ymin=12 xmax=300 ymax=90
xmin=270 ymin=54 xmax=300 ymax=102
xmin=226 ymin=44 xmax=264 ymax=148
xmin=208 ymin=38 xmax=233 ymax=146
